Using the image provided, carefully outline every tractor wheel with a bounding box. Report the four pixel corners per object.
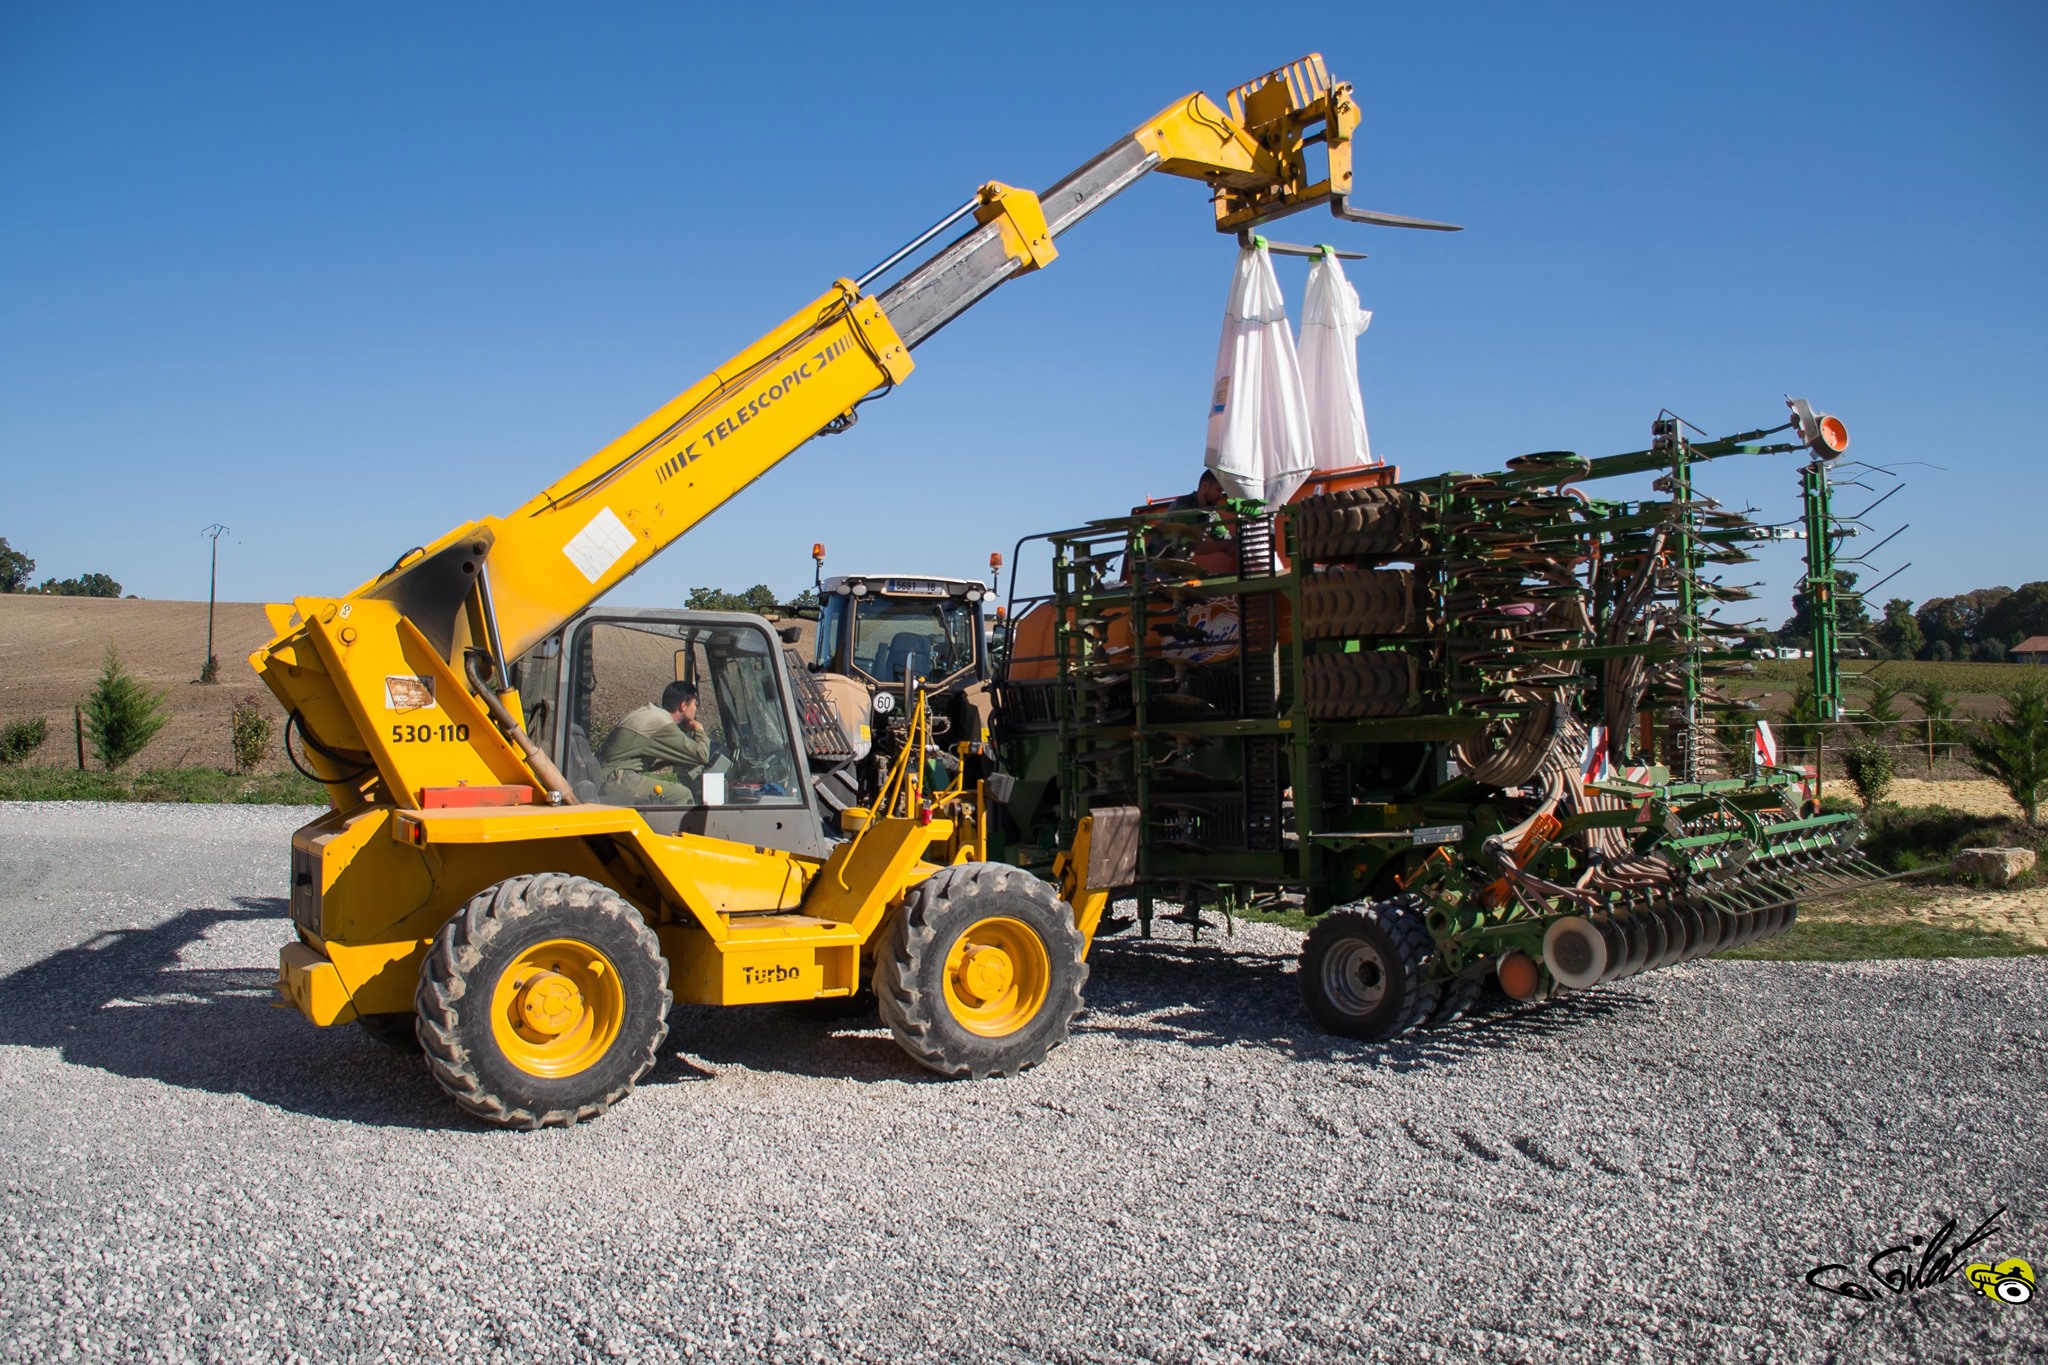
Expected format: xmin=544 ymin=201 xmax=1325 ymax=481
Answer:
xmin=1423 ymin=974 xmax=1482 ymax=1030
xmin=416 ymin=874 xmax=671 ymax=1130
xmin=356 ymin=1011 xmax=421 ymax=1051
xmin=1300 ymin=898 xmax=1440 ymax=1041
xmin=874 ymin=863 xmax=1086 ymax=1080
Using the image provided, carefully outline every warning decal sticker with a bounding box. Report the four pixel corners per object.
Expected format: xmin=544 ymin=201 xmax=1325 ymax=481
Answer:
xmin=563 ymin=506 xmax=636 ymax=584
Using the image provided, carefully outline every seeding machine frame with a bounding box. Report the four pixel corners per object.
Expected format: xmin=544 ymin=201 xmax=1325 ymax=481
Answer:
xmin=990 ymin=405 xmax=1893 ymax=1033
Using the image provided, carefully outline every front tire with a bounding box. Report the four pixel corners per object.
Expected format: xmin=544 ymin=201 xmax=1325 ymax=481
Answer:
xmin=416 ymin=873 xmax=671 ymax=1129
xmin=874 ymin=863 xmax=1086 ymax=1080
xmin=1300 ymin=898 xmax=1440 ymax=1041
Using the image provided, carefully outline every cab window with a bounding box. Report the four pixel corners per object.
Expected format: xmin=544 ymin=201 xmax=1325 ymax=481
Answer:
xmin=854 ymin=597 xmax=977 ymax=684
xmin=563 ymin=618 xmax=804 ymax=809
xmin=816 ymin=592 xmax=849 ymax=671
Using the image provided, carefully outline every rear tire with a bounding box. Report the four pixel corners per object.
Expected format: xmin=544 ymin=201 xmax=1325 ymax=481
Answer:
xmin=1423 ymin=974 xmax=1481 ymax=1029
xmin=1300 ymin=898 xmax=1439 ymax=1041
xmin=874 ymin=863 xmax=1086 ymax=1080
xmin=416 ymin=874 xmax=671 ymax=1130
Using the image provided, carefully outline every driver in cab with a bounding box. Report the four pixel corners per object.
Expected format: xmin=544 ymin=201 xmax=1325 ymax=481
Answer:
xmin=598 ymin=680 xmax=711 ymax=805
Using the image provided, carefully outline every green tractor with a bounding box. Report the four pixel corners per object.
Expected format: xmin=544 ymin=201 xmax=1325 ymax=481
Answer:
xmin=801 ymin=556 xmax=1006 ymax=827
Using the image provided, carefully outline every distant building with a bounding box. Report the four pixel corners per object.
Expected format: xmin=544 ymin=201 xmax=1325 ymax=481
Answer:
xmin=2015 ymin=635 xmax=2048 ymax=665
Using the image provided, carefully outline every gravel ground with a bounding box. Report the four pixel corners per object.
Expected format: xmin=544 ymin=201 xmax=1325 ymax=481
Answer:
xmin=2 ymin=802 xmax=2044 ymax=1364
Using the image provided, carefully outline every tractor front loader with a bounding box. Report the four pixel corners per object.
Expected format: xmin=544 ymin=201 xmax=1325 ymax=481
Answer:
xmin=255 ymin=54 xmax=1434 ymax=1125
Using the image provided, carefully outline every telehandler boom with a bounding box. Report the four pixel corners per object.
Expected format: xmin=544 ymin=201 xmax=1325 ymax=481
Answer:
xmin=252 ymin=55 xmax=1448 ymax=1127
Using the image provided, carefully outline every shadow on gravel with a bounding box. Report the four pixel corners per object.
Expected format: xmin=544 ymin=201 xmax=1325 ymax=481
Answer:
xmin=666 ymin=1003 xmax=937 ymax=1084
xmin=0 ymin=899 xmax=1664 ymax=1122
xmin=0 ymin=898 xmax=714 ymax=1129
xmin=1078 ymin=930 xmax=1657 ymax=1073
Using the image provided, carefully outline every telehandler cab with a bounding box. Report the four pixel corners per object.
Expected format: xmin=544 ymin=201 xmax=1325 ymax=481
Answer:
xmin=253 ymin=55 xmax=1445 ymax=1126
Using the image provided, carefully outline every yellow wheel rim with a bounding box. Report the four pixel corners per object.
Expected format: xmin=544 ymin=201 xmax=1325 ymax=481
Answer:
xmin=488 ymin=938 xmax=625 ymax=1078
xmin=941 ymin=916 xmax=1050 ymax=1038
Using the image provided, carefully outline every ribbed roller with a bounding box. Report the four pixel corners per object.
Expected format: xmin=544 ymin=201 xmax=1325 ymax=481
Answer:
xmin=1300 ymin=567 xmax=1420 ymax=639
xmin=1290 ymin=488 xmax=1426 ymax=562
xmin=1302 ymin=651 xmax=1420 ymax=718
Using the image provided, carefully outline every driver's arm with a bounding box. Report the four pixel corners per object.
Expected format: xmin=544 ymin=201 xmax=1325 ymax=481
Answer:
xmin=644 ymin=722 xmax=711 ymax=774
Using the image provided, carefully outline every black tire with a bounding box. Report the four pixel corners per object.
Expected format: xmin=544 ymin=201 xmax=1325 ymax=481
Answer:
xmin=874 ymin=862 xmax=1086 ymax=1080
xmin=1300 ymin=898 xmax=1440 ymax=1041
xmin=416 ymin=873 xmax=671 ymax=1130
xmin=356 ymin=1011 xmax=421 ymax=1051
xmin=1423 ymin=974 xmax=1481 ymax=1029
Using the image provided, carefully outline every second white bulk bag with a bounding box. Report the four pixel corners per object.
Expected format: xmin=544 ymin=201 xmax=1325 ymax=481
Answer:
xmin=1299 ymin=248 xmax=1375 ymax=469
xmin=1203 ymin=243 xmax=1314 ymax=506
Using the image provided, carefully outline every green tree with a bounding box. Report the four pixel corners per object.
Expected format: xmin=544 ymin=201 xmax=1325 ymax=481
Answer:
xmin=1777 ymin=570 xmax=1871 ymax=648
xmin=1859 ymin=671 xmax=1905 ymax=738
xmin=40 ymin=572 xmax=123 ymax=598
xmin=1776 ymin=678 xmax=1825 ymax=750
xmin=81 ymin=648 xmax=169 ymax=770
xmin=1911 ymin=680 xmax=1962 ymax=744
xmin=0 ymin=538 xmax=32 ymax=592
xmin=1873 ymin=597 xmax=1923 ymax=660
xmin=1916 ymin=586 xmax=2010 ymax=659
xmin=1977 ymin=581 xmax=2048 ymax=652
xmin=685 ymin=584 xmax=781 ymax=614
xmin=1963 ymin=674 xmax=2048 ymax=826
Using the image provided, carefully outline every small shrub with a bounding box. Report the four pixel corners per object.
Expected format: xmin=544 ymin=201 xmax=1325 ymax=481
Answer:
xmin=1 ymin=717 xmax=46 ymax=764
xmin=230 ymin=697 xmax=274 ymax=773
xmin=1860 ymin=673 xmax=1905 ymax=737
xmin=1964 ymin=675 xmax=2048 ymax=826
xmin=81 ymin=648 xmax=169 ymax=771
xmin=199 ymin=655 xmax=219 ymax=684
xmin=1842 ymin=738 xmax=1896 ymax=809
xmin=1777 ymin=679 xmax=1825 ymax=750
xmin=1910 ymin=679 xmax=1961 ymax=744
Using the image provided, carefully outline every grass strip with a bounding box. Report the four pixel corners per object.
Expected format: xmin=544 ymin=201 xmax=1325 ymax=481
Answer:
xmin=0 ymin=766 xmax=326 ymax=805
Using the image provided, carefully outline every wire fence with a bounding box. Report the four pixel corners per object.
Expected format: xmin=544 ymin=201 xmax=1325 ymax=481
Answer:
xmin=1742 ymin=718 xmax=1981 ymax=783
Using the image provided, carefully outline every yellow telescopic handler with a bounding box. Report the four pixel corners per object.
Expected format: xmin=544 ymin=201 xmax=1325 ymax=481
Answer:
xmin=254 ymin=55 xmax=1453 ymax=1127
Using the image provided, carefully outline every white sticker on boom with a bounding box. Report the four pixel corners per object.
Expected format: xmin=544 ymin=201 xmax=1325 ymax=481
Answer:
xmin=384 ymin=675 xmax=435 ymax=710
xmin=563 ymin=506 xmax=636 ymax=584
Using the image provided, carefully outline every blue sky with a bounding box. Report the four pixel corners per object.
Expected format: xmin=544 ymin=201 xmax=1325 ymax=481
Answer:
xmin=3 ymin=2 xmax=2042 ymax=624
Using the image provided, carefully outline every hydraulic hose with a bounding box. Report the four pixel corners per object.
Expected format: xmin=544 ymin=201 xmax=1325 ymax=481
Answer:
xmin=465 ymin=654 xmax=578 ymax=805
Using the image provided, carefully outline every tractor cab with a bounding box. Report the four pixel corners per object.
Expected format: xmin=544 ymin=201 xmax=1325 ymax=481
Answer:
xmin=806 ymin=571 xmax=1001 ymax=822
xmin=814 ymin=574 xmax=991 ymax=692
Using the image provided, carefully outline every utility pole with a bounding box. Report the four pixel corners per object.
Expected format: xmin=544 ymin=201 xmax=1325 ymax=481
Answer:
xmin=202 ymin=524 xmax=228 ymax=683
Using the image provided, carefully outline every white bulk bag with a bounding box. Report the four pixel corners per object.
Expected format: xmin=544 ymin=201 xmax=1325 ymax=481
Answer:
xmin=1203 ymin=244 xmax=1314 ymax=506
xmin=1298 ymin=249 xmax=1375 ymax=469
